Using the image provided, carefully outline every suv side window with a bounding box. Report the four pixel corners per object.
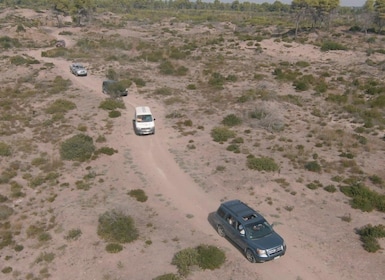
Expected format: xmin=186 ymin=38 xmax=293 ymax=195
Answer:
xmin=216 ymin=207 xmax=226 ymax=219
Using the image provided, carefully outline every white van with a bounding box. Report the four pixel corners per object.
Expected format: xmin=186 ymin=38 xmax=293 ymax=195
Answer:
xmin=133 ymin=106 xmax=155 ymax=135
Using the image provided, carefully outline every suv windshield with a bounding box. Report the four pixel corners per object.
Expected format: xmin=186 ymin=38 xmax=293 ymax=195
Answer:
xmin=245 ymin=221 xmax=273 ymax=239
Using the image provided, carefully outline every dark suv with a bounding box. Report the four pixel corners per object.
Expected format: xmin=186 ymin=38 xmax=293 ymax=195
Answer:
xmin=211 ymin=200 xmax=286 ymax=262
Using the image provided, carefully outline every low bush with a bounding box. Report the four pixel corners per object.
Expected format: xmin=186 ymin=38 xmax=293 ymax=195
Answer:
xmin=340 ymin=183 xmax=385 ymax=212
xmin=226 ymin=144 xmax=240 ymax=153
xmin=0 ymin=205 xmax=14 ymax=220
xmin=99 ymin=99 xmax=125 ymax=111
xmin=196 ymin=245 xmax=226 ymax=270
xmin=45 ymin=99 xmax=76 ymax=114
xmin=324 ymin=184 xmax=337 ymax=193
xmin=357 ymin=224 xmax=385 ymax=252
xmin=0 ymin=142 xmax=11 ymax=156
xmin=128 ymin=189 xmax=148 ymax=202
xmin=210 ymin=126 xmax=236 ymax=142
xmin=306 ymin=180 xmax=323 ymax=190
xmin=97 ymin=210 xmax=138 ymax=243
xmin=60 ymin=134 xmax=95 ymax=162
xmin=221 ymin=114 xmax=242 ymax=127
xmin=321 ymin=41 xmax=348 ymax=51
xmin=153 ymin=273 xmax=181 ymax=280
xmin=171 ymin=247 xmax=199 ymax=276
xmin=171 ymin=245 xmax=225 ymax=277
xmin=65 ymin=229 xmax=82 ymax=240
xmin=108 ymin=110 xmax=121 ymax=118
xmin=105 ymin=243 xmax=123 ymax=253
xmin=96 ymin=147 xmax=117 ymax=156
xmin=304 ymin=161 xmax=321 ymax=172
xmin=246 ymin=155 xmax=279 ymax=172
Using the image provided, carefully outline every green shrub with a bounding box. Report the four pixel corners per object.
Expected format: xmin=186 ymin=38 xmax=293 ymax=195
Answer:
xmin=246 ymin=155 xmax=279 ymax=172
xmin=65 ymin=229 xmax=82 ymax=240
xmin=304 ymin=161 xmax=321 ymax=172
xmin=208 ymin=72 xmax=225 ymax=89
xmin=41 ymin=48 xmax=68 ymax=57
xmin=45 ymin=99 xmax=76 ymax=114
xmin=35 ymin=252 xmax=55 ymax=263
xmin=109 ymin=110 xmax=121 ymax=118
xmin=306 ymin=180 xmax=323 ymax=190
xmin=324 ymin=184 xmax=337 ymax=193
xmin=210 ymin=126 xmax=236 ymax=142
xmin=105 ymin=243 xmax=123 ymax=253
xmin=10 ymin=55 xmax=39 ymax=65
xmin=99 ymin=99 xmax=125 ymax=111
xmin=357 ymin=224 xmax=385 ymax=252
xmin=97 ymin=210 xmax=138 ymax=243
xmin=60 ymin=134 xmax=95 ymax=162
xmin=0 ymin=205 xmax=14 ymax=220
xmin=128 ymin=189 xmax=148 ymax=202
xmin=171 ymin=245 xmax=225 ymax=277
xmin=196 ymin=245 xmax=226 ymax=270
xmin=321 ymin=41 xmax=348 ymax=51
xmin=369 ymin=175 xmax=383 ymax=186
xmin=1 ymin=266 xmax=12 ymax=274
xmin=340 ymin=183 xmax=385 ymax=212
xmin=0 ymin=142 xmax=11 ymax=156
xmin=153 ymin=273 xmax=181 ymax=280
xmin=171 ymin=247 xmax=199 ymax=277
xmin=0 ymin=231 xmax=13 ymax=249
xmin=96 ymin=147 xmax=117 ymax=156
xmin=154 ymin=87 xmax=173 ymax=96
xmin=0 ymin=36 xmax=21 ymax=49
xmin=221 ymin=114 xmax=242 ymax=127
xmin=187 ymin=84 xmax=196 ymax=90
xmin=226 ymin=144 xmax=240 ymax=153
xmin=159 ymin=60 xmax=175 ymax=75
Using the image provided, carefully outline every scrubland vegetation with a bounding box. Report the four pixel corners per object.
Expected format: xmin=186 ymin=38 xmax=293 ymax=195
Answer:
xmin=0 ymin=0 xmax=385 ymax=279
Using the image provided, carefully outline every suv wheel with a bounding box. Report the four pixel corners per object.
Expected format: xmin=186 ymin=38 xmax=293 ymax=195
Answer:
xmin=217 ymin=225 xmax=226 ymax=237
xmin=246 ymin=249 xmax=256 ymax=263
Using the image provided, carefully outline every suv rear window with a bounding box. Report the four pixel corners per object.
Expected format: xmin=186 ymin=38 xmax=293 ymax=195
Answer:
xmin=216 ymin=207 xmax=226 ymax=219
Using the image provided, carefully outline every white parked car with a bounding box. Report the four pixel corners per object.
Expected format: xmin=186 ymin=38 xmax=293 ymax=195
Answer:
xmin=70 ymin=63 xmax=87 ymax=76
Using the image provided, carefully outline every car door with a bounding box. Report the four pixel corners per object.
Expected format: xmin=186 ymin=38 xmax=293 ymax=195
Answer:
xmin=230 ymin=220 xmax=249 ymax=250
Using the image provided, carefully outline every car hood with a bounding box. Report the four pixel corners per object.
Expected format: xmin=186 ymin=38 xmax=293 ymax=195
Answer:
xmin=249 ymin=231 xmax=284 ymax=250
xmin=136 ymin=121 xmax=154 ymax=128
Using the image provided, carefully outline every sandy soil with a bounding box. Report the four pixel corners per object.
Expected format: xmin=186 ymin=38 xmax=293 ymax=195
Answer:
xmin=0 ymin=8 xmax=384 ymax=280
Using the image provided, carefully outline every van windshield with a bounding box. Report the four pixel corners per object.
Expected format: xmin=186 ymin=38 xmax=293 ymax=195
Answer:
xmin=137 ymin=114 xmax=153 ymax=122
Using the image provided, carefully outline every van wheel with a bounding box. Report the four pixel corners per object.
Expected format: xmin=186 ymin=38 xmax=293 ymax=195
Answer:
xmin=246 ymin=249 xmax=256 ymax=263
xmin=217 ymin=225 xmax=226 ymax=237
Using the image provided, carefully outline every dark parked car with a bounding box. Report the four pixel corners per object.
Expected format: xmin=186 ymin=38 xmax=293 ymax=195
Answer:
xmin=102 ymin=80 xmax=128 ymax=97
xmin=210 ymin=200 xmax=286 ymax=262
